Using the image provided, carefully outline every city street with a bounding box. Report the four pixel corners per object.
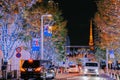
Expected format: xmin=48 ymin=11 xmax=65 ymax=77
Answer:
xmin=55 ymin=72 xmax=115 ymax=80
xmin=0 ymin=70 xmax=117 ymax=80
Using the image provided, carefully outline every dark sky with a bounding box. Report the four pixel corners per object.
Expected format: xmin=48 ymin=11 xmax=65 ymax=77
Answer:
xmin=55 ymin=0 xmax=97 ymax=46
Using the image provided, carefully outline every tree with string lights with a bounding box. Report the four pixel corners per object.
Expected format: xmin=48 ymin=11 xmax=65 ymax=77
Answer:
xmin=94 ymin=0 xmax=120 ymax=60
xmin=0 ymin=0 xmax=37 ymax=63
xmin=23 ymin=0 xmax=67 ymax=61
xmin=0 ymin=0 xmax=67 ymax=64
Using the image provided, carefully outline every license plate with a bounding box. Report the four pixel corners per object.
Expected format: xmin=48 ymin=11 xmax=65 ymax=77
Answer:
xmin=28 ymin=68 xmax=32 ymax=71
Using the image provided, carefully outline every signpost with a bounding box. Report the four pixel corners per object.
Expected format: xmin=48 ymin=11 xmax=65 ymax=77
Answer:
xmin=16 ymin=47 xmax=22 ymax=58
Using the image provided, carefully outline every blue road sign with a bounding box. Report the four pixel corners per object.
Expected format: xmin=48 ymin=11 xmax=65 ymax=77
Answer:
xmin=32 ymin=38 xmax=40 ymax=51
xmin=16 ymin=53 xmax=21 ymax=58
xmin=44 ymin=25 xmax=52 ymax=37
xmin=109 ymin=49 xmax=114 ymax=58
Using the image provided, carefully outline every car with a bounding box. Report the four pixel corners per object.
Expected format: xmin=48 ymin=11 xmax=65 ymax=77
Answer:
xmin=44 ymin=68 xmax=56 ymax=79
xmin=82 ymin=61 xmax=100 ymax=76
xmin=20 ymin=59 xmax=54 ymax=80
xmin=67 ymin=64 xmax=79 ymax=73
xmin=20 ymin=59 xmax=41 ymax=79
xmin=39 ymin=61 xmax=56 ymax=79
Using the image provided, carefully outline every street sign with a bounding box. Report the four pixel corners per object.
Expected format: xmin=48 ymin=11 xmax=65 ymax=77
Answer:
xmin=109 ymin=49 xmax=114 ymax=58
xmin=32 ymin=38 xmax=40 ymax=51
xmin=44 ymin=24 xmax=52 ymax=37
xmin=16 ymin=53 xmax=21 ymax=58
xmin=16 ymin=47 xmax=22 ymax=53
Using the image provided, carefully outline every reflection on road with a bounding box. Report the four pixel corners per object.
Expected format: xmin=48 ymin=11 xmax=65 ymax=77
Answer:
xmin=67 ymin=76 xmax=113 ymax=80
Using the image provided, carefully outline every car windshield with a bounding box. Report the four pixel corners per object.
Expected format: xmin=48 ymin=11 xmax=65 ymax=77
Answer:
xmin=69 ymin=65 xmax=76 ymax=68
xmin=85 ymin=63 xmax=98 ymax=67
xmin=22 ymin=60 xmax=40 ymax=68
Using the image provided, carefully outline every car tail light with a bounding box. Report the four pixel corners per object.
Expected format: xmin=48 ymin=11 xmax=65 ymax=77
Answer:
xmin=20 ymin=68 xmax=25 ymax=72
xmin=35 ymin=67 xmax=41 ymax=72
xmin=28 ymin=59 xmax=33 ymax=63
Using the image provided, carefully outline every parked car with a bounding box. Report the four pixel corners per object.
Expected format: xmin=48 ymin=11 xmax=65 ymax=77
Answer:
xmin=41 ymin=68 xmax=55 ymax=79
xmin=40 ymin=61 xmax=56 ymax=79
xmin=67 ymin=64 xmax=79 ymax=73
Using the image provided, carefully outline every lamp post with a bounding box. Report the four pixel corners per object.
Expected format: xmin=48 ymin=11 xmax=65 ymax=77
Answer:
xmin=106 ymin=48 xmax=109 ymax=75
xmin=40 ymin=14 xmax=52 ymax=60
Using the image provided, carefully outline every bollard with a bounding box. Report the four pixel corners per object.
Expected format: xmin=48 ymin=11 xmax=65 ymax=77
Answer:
xmin=113 ymin=72 xmax=116 ymax=80
xmin=116 ymin=74 xmax=119 ymax=80
xmin=108 ymin=71 xmax=111 ymax=76
xmin=110 ymin=72 xmax=113 ymax=78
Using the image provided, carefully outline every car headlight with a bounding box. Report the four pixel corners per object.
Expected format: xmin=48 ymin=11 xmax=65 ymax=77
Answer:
xmin=84 ymin=68 xmax=88 ymax=72
xmin=95 ymin=69 xmax=99 ymax=74
xmin=48 ymin=69 xmax=54 ymax=73
xmin=95 ymin=69 xmax=98 ymax=72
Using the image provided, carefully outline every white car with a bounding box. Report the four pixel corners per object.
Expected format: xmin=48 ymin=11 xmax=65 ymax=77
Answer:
xmin=67 ymin=65 xmax=79 ymax=73
xmin=82 ymin=61 xmax=100 ymax=76
xmin=41 ymin=68 xmax=55 ymax=79
xmin=45 ymin=69 xmax=55 ymax=79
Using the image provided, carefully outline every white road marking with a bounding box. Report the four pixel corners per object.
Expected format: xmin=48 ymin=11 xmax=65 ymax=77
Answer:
xmin=67 ymin=76 xmax=108 ymax=80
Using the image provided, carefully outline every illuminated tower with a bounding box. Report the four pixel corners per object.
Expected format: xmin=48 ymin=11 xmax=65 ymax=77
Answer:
xmin=89 ymin=19 xmax=94 ymax=50
xmin=37 ymin=0 xmax=43 ymax=3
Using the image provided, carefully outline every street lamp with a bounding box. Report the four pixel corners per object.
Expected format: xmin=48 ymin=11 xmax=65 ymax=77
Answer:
xmin=41 ymin=14 xmax=52 ymax=60
xmin=106 ymin=48 xmax=109 ymax=75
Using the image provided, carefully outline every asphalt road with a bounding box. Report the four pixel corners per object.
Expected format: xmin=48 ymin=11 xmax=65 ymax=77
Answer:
xmin=0 ymin=70 xmax=116 ymax=80
xmin=55 ymin=73 xmax=114 ymax=80
xmin=67 ymin=76 xmax=113 ymax=80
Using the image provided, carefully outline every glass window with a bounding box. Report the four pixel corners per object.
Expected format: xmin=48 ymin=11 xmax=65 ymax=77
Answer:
xmin=85 ymin=63 xmax=98 ymax=67
xmin=22 ymin=60 xmax=40 ymax=68
xmin=69 ymin=65 xmax=76 ymax=68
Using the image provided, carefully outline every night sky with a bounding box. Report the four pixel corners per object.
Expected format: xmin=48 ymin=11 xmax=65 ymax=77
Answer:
xmin=55 ymin=0 xmax=98 ymax=46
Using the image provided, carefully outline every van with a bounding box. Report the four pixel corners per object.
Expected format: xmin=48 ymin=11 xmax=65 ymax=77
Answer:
xmin=82 ymin=61 xmax=100 ymax=76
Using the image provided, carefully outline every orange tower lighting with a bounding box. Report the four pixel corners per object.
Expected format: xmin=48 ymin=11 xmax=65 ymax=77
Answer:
xmin=89 ymin=19 xmax=94 ymax=50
